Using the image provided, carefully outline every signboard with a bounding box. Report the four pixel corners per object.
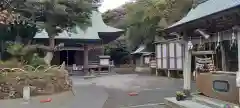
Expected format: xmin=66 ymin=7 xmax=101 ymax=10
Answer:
xmin=156 ymin=44 xmax=162 ymax=69
xmin=144 ymin=56 xmax=150 ymax=64
xmin=169 ymin=43 xmax=175 ymax=69
xmin=176 ymin=43 xmax=183 ymax=69
xmin=195 ymin=57 xmax=214 ymax=72
xmin=237 ymin=72 xmax=240 ymax=87
xmin=100 ymin=59 xmax=110 ymax=66
xmin=150 ymin=60 xmax=156 ymax=68
xmin=156 ymin=42 xmax=183 ymax=70
xmin=162 ymin=44 xmax=167 ymax=68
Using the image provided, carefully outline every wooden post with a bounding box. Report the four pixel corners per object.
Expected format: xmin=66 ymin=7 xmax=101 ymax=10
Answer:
xmin=155 ymin=43 xmax=158 ymax=76
xmin=83 ymin=44 xmax=89 ymax=73
xmin=140 ymin=55 xmax=144 ymax=67
xmin=220 ymin=35 xmax=227 ymax=71
xmin=236 ymin=28 xmax=240 ymax=104
xmin=183 ymin=37 xmax=192 ymax=96
xmin=167 ymin=70 xmax=171 ymax=78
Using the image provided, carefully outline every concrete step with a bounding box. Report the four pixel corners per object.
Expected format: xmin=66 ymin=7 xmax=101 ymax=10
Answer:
xmin=164 ymin=97 xmax=212 ymax=108
xmin=192 ymin=95 xmax=239 ymax=108
xmin=164 ymin=96 xmax=240 ymax=108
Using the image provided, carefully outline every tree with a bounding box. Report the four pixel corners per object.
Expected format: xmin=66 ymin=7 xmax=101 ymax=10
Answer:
xmin=1 ymin=0 xmax=100 ymax=65
xmin=102 ymin=7 xmax=127 ymax=29
xmin=102 ymin=0 xmax=193 ymax=51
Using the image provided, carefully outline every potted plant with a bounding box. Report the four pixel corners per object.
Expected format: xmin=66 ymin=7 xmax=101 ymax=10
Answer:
xmin=176 ymin=91 xmax=186 ymax=101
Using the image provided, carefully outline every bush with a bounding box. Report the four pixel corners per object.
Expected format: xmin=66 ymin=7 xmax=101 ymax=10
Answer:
xmin=29 ymin=53 xmax=46 ymax=68
xmin=0 ymin=59 xmax=23 ymax=68
xmin=0 ymin=66 xmax=72 ymax=99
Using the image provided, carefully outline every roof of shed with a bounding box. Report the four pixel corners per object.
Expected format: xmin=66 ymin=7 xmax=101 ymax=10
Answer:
xmin=131 ymin=45 xmax=153 ymax=55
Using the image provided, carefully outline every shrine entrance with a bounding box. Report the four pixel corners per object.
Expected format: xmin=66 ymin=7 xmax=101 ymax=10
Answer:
xmin=60 ymin=50 xmax=77 ymax=66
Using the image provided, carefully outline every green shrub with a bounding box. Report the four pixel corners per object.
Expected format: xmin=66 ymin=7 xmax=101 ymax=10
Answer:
xmin=0 ymin=59 xmax=22 ymax=68
xmin=6 ymin=42 xmax=25 ymax=57
xmin=29 ymin=53 xmax=46 ymax=68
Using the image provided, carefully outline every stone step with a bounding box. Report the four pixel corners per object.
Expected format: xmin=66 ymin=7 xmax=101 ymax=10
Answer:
xmin=192 ymin=95 xmax=239 ymax=108
xmin=164 ymin=96 xmax=240 ymax=108
xmin=164 ymin=97 xmax=212 ymax=108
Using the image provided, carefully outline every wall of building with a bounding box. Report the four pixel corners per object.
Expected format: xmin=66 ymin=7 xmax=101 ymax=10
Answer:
xmin=51 ymin=48 xmax=103 ymax=66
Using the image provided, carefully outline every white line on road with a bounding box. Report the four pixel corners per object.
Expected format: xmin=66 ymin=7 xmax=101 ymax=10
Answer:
xmin=142 ymin=88 xmax=162 ymax=91
xmin=120 ymin=103 xmax=165 ymax=108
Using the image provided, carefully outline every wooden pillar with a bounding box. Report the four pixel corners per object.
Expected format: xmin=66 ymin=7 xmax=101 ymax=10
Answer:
xmin=236 ymin=28 xmax=240 ymax=103
xmin=220 ymin=34 xmax=227 ymax=71
xmin=130 ymin=55 xmax=134 ymax=65
xmin=167 ymin=70 xmax=171 ymax=78
xmin=83 ymin=44 xmax=89 ymax=73
xmin=100 ymin=45 xmax=105 ymax=55
xmin=183 ymin=37 xmax=192 ymax=96
xmin=140 ymin=55 xmax=144 ymax=67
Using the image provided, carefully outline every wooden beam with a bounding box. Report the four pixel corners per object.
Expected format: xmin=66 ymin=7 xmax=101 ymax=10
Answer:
xmin=192 ymin=51 xmax=215 ymax=55
xmin=57 ymin=45 xmax=103 ymax=51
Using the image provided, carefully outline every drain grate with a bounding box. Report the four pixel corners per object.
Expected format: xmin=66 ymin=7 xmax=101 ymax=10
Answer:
xmin=120 ymin=103 xmax=165 ymax=108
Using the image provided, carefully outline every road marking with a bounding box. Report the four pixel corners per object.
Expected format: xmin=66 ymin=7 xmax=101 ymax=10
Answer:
xmin=120 ymin=103 xmax=165 ymax=108
xmin=142 ymin=88 xmax=162 ymax=91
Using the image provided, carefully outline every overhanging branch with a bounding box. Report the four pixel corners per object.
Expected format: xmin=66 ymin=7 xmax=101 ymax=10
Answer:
xmin=23 ymin=44 xmax=63 ymax=52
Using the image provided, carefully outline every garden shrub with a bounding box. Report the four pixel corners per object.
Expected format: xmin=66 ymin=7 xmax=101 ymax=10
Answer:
xmin=29 ymin=53 xmax=46 ymax=68
xmin=0 ymin=66 xmax=72 ymax=99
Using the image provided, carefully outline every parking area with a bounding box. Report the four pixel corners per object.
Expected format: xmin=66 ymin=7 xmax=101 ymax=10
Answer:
xmin=77 ymin=74 xmax=196 ymax=108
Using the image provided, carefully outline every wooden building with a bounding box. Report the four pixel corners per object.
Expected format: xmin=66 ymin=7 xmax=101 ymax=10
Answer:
xmin=34 ymin=11 xmax=123 ymax=74
xmin=131 ymin=45 xmax=154 ymax=73
xmin=161 ymin=0 xmax=240 ymax=104
xmin=154 ymin=39 xmax=184 ymax=77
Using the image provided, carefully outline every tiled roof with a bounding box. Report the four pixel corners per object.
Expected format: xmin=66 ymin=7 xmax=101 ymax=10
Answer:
xmin=168 ymin=0 xmax=240 ymax=29
xmin=34 ymin=11 xmax=123 ymax=40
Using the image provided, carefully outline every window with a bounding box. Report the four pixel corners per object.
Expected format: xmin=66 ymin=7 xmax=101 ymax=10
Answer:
xmin=213 ymin=80 xmax=230 ymax=92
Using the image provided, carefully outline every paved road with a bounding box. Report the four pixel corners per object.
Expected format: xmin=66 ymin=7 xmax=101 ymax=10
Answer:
xmin=99 ymin=75 xmax=196 ymax=108
xmin=0 ymin=74 xmax=196 ymax=108
xmin=0 ymin=79 xmax=108 ymax=108
xmin=72 ymin=74 xmax=196 ymax=108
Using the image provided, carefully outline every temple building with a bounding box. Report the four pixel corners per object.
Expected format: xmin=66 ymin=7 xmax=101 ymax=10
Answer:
xmin=34 ymin=11 xmax=123 ymax=73
xmin=156 ymin=0 xmax=240 ymax=106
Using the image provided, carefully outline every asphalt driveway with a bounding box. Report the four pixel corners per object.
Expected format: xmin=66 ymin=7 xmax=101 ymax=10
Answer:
xmin=72 ymin=74 xmax=196 ymax=108
xmin=0 ymin=74 xmax=196 ymax=108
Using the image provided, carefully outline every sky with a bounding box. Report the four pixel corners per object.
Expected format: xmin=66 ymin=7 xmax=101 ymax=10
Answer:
xmin=98 ymin=0 xmax=131 ymax=13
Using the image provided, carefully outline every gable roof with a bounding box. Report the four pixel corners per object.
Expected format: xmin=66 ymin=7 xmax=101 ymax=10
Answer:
xmin=34 ymin=26 xmax=100 ymax=40
xmin=34 ymin=11 xmax=123 ymax=41
xmin=167 ymin=0 xmax=240 ymax=29
xmin=91 ymin=11 xmax=123 ymax=33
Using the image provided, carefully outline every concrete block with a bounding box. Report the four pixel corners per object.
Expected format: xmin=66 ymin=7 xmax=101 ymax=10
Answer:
xmin=164 ymin=97 xmax=211 ymax=108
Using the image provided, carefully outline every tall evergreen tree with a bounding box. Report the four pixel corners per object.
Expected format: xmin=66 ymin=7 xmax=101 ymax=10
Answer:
xmin=1 ymin=0 xmax=100 ymax=65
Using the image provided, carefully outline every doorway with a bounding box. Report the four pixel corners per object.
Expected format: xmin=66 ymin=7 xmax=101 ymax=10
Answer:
xmin=60 ymin=50 xmax=76 ymax=66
